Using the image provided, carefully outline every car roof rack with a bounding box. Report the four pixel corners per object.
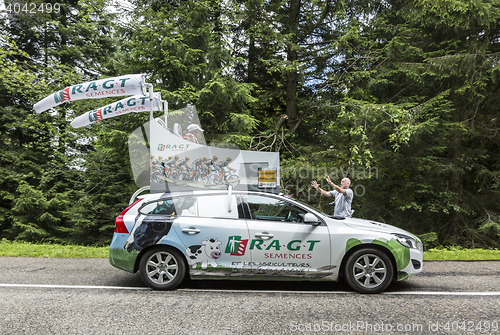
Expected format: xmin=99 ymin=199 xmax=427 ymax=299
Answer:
xmin=129 ymin=186 xmax=151 ymax=205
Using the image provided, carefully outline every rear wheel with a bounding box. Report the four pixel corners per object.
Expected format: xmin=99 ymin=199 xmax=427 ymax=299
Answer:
xmin=344 ymin=248 xmax=394 ymax=294
xmin=225 ymin=174 xmax=240 ymax=187
xmin=139 ymin=247 xmax=186 ymax=290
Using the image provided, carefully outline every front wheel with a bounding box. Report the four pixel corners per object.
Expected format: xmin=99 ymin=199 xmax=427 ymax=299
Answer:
xmin=139 ymin=247 xmax=186 ymax=290
xmin=344 ymin=248 xmax=394 ymax=294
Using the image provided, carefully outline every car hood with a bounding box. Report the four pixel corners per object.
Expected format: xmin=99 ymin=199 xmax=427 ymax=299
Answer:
xmin=341 ymin=217 xmax=416 ymax=237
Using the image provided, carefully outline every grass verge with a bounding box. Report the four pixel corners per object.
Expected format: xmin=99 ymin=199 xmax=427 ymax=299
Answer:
xmin=424 ymin=247 xmax=500 ymax=261
xmin=0 ymin=240 xmax=108 ymax=258
xmin=1 ymin=240 xmax=500 ymax=260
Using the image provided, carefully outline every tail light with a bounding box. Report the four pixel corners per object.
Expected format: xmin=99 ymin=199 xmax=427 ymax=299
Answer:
xmin=115 ymin=199 xmax=142 ymax=233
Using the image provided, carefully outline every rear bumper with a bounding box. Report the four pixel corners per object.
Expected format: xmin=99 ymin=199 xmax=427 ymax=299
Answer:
xmin=109 ymin=233 xmax=138 ymax=273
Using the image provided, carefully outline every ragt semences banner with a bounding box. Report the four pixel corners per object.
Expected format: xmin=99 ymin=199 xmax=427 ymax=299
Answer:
xmin=34 ymin=74 xmax=146 ymax=113
xmin=70 ymin=93 xmax=163 ymax=128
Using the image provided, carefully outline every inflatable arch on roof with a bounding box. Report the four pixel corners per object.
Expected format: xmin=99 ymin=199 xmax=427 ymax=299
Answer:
xmin=34 ymin=74 xmax=280 ymax=194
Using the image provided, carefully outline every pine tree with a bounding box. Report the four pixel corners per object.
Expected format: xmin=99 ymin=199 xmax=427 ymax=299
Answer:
xmin=0 ymin=0 xmax=126 ymax=244
xmin=332 ymin=0 xmax=500 ymax=246
xmin=118 ymin=0 xmax=258 ymax=145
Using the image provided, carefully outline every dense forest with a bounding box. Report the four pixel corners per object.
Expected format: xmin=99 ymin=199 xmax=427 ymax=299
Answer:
xmin=1 ymin=0 xmax=499 ymax=249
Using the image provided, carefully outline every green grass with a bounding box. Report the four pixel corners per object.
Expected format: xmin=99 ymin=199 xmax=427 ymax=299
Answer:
xmin=0 ymin=240 xmax=108 ymax=258
xmin=1 ymin=240 xmax=500 ymax=260
xmin=423 ymin=247 xmax=500 ymax=261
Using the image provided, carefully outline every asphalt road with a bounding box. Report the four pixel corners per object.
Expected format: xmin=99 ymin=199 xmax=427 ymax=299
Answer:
xmin=1 ymin=257 xmax=499 ymax=334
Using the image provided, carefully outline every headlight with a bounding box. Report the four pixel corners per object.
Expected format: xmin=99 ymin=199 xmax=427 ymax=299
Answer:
xmin=392 ymin=234 xmax=423 ymax=251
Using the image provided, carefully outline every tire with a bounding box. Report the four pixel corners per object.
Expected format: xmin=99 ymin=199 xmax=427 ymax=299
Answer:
xmin=225 ymin=174 xmax=240 ymax=187
xmin=208 ymin=174 xmax=218 ymax=185
xmin=151 ymin=172 xmax=162 ymax=183
xmin=139 ymin=247 xmax=186 ymax=290
xmin=195 ymin=173 xmax=208 ymax=184
xmin=344 ymin=247 xmax=394 ymax=294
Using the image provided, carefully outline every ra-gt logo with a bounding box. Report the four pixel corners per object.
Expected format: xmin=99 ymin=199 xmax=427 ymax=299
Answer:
xmin=157 ymin=143 xmax=192 ymax=151
xmin=226 ymin=236 xmax=320 ymax=256
xmin=54 ymin=87 xmax=71 ymax=104
xmin=225 ymin=236 xmax=248 ymax=256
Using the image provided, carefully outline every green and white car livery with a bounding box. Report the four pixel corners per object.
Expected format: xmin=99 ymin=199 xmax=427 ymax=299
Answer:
xmin=109 ymin=190 xmax=423 ymax=293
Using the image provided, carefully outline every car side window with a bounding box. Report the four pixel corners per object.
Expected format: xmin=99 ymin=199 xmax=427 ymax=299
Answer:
xmin=197 ymin=194 xmax=238 ymax=219
xmin=245 ymin=195 xmax=308 ymax=223
xmin=175 ymin=196 xmax=198 ymax=216
xmin=139 ymin=197 xmax=198 ymax=216
xmin=140 ymin=199 xmax=176 ymax=215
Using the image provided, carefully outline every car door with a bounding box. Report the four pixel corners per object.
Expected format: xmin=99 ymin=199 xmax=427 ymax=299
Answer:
xmin=243 ymin=194 xmax=333 ymax=278
xmin=173 ymin=193 xmax=252 ymax=276
xmin=125 ymin=198 xmax=179 ymax=252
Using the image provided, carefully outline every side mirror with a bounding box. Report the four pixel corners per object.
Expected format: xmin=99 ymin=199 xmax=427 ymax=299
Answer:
xmin=304 ymin=213 xmax=321 ymax=226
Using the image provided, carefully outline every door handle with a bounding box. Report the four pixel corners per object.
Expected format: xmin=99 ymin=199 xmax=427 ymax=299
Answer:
xmin=255 ymin=232 xmax=273 ymax=240
xmin=182 ymin=228 xmax=200 ymax=234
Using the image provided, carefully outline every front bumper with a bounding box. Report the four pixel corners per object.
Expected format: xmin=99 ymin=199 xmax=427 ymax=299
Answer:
xmin=397 ymin=248 xmax=423 ymax=281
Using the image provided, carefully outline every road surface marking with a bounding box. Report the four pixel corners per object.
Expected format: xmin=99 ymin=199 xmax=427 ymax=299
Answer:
xmin=1 ymin=283 xmax=500 ymax=296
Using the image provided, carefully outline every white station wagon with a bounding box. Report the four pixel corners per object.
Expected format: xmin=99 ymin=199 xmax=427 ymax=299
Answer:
xmin=109 ymin=189 xmax=423 ymax=293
